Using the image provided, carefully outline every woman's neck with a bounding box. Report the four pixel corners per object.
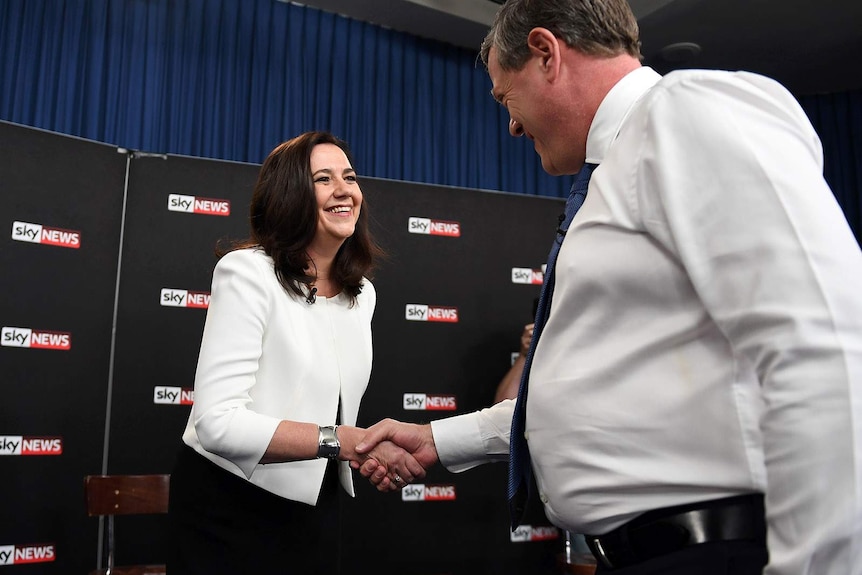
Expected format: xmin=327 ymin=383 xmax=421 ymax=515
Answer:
xmin=306 ymin=249 xmax=339 ymax=297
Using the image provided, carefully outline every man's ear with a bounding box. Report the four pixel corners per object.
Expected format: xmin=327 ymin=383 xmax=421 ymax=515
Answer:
xmin=527 ymin=27 xmax=561 ymax=79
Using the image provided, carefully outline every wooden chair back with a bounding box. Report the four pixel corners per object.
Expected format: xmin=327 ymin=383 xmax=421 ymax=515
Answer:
xmin=84 ymin=474 xmax=170 ymax=575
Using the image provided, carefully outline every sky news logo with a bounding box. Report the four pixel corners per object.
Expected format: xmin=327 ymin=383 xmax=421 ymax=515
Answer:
xmin=1 ymin=327 xmax=71 ymax=350
xmin=511 ymin=267 xmax=544 ymax=285
xmin=160 ymin=288 xmax=210 ymax=309
xmin=11 ymin=220 xmax=80 ymax=249
xmin=407 ymin=217 xmax=461 ymax=237
xmin=167 ymin=194 xmax=231 ymax=216
xmin=403 ymin=393 xmax=457 ymax=411
xmin=154 ymin=386 xmax=194 ymax=405
xmin=401 ymin=484 xmax=456 ymax=502
xmin=510 ymin=525 xmax=560 ymax=543
xmin=405 ymin=304 xmax=458 ymax=323
xmin=0 ymin=436 xmax=63 ymax=456
xmin=0 ymin=544 xmax=56 ymax=565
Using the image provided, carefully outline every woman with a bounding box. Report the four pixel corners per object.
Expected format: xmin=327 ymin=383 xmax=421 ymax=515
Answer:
xmin=167 ymin=132 xmax=423 ymax=574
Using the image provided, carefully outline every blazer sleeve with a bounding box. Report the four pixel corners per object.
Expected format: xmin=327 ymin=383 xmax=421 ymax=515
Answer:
xmin=191 ymin=250 xmax=282 ymax=478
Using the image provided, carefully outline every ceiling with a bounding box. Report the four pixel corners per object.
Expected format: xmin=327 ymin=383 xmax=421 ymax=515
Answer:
xmin=288 ymin=0 xmax=861 ymax=96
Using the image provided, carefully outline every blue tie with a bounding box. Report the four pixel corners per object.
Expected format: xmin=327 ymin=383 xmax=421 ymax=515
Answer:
xmin=508 ymin=162 xmax=597 ymax=528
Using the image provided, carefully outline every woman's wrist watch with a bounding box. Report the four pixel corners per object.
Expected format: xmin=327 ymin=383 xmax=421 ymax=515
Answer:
xmin=317 ymin=425 xmax=340 ymax=459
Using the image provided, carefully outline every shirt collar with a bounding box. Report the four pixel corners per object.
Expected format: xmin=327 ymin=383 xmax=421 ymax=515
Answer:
xmin=585 ymin=66 xmax=662 ymax=165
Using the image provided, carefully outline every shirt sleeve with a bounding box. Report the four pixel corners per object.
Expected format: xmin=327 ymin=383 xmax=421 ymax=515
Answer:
xmin=191 ymin=250 xmax=282 ymax=478
xmin=431 ymin=399 xmax=514 ymax=471
xmin=633 ymin=72 xmax=862 ymax=575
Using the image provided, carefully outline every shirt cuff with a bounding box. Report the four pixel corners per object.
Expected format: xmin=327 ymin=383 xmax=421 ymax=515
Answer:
xmin=431 ymin=400 xmax=513 ymax=472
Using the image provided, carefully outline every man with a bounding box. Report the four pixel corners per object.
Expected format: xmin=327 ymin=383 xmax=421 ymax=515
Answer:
xmin=356 ymin=1 xmax=862 ymax=573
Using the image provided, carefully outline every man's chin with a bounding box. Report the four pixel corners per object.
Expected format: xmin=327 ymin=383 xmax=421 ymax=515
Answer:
xmin=540 ymin=154 xmax=582 ymax=177
xmin=539 ymin=157 xmax=565 ymax=177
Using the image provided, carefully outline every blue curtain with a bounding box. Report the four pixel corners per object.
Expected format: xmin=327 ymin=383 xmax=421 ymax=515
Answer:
xmin=2 ymin=0 xmax=861 ymax=224
xmin=0 ymin=0 xmax=570 ymax=198
xmin=799 ymin=90 xmax=862 ymax=244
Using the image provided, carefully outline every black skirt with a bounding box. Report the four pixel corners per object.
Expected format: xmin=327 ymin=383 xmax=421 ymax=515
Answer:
xmin=167 ymin=443 xmax=342 ymax=574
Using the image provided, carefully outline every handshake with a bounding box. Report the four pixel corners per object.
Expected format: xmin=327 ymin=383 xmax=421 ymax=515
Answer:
xmin=338 ymin=419 xmax=439 ymax=492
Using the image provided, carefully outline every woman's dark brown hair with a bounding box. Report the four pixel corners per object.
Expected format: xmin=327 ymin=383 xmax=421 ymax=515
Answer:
xmin=219 ymin=131 xmax=383 ymax=305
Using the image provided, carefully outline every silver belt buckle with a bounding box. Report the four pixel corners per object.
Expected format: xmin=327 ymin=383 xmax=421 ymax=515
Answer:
xmin=591 ymin=537 xmax=615 ymax=569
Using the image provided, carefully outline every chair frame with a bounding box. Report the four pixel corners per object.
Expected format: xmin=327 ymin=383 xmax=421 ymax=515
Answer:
xmin=83 ymin=474 xmax=170 ymax=575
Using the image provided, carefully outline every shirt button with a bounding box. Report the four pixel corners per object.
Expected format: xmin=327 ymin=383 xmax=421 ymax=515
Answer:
xmin=524 ymin=431 xmax=529 ymax=440
xmin=540 ymin=493 xmax=548 ymax=503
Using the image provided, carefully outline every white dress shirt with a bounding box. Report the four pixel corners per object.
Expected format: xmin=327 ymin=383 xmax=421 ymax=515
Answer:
xmin=182 ymin=248 xmax=375 ymax=505
xmin=431 ymin=66 xmax=862 ymax=574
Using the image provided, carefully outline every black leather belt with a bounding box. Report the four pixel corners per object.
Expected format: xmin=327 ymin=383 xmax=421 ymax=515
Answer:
xmin=584 ymin=493 xmax=766 ymax=570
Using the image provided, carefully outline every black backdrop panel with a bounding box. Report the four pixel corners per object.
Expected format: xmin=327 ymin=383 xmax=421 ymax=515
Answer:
xmin=108 ymin=154 xmax=258 ymax=474
xmin=363 ymin=178 xmax=559 ymax=416
xmin=349 ymin=178 xmax=565 ymax=574
xmin=105 ymin=154 xmax=259 ymax=567
xmin=0 ymin=121 xmax=126 ymax=572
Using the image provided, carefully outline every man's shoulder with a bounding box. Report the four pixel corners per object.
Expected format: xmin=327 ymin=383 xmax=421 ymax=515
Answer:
xmin=634 ymin=68 xmax=802 ymax=128
xmin=653 ymin=68 xmax=791 ymax=101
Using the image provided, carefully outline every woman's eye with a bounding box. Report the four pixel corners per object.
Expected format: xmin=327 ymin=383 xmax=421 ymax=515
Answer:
xmin=346 ymin=175 xmax=357 ymax=182
xmin=314 ymin=177 xmax=330 ymax=183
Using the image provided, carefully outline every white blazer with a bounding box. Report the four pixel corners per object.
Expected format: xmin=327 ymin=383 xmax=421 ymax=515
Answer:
xmin=182 ymin=248 xmax=375 ymax=505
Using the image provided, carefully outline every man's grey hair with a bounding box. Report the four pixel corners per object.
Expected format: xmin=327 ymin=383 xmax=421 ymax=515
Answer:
xmin=480 ymin=0 xmax=641 ymax=71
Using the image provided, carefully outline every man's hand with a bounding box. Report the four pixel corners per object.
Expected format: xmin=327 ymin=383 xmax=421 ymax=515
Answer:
xmin=363 ymin=439 xmax=427 ymax=491
xmin=352 ymin=419 xmax=439 ymax=491
xmin=336 ymin=426 xmax=426 ymax=492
